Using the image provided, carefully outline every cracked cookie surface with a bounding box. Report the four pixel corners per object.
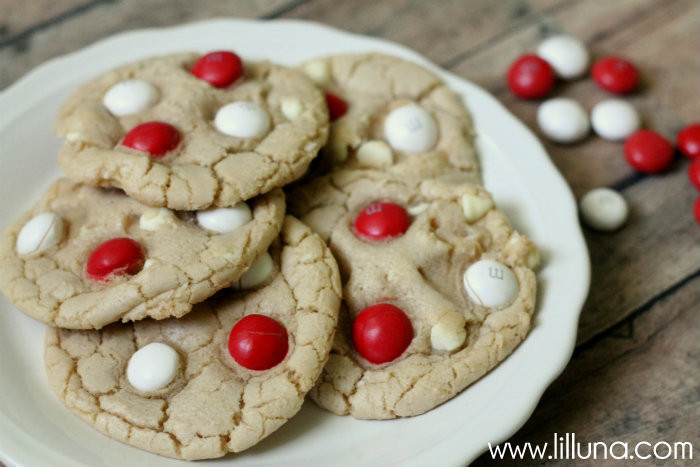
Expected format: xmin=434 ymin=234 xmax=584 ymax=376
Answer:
xmin=0 ymin=179 xmax=284 ymax=329
xmin=300 ymin=53 xmax=479 ymax=182
xmin=54 ymin=52 xmax=329 ymax=210
xmin=44 ymin=216 xmax=341 ymax=460
xmin=290 ymin=169 xmax=538 ymax=419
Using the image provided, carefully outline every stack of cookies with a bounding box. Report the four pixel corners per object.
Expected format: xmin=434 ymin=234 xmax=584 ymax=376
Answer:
xmin=0 ymin=50 xmax=539 ymax=460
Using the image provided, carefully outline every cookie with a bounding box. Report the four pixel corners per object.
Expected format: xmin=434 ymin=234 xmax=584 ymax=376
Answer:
xmin=53 ymin=52 xmax=329 ymax=210
xmin=299 ymin=53 xmax=479 ymax=182
xmin=290 ymin=169 xmax=539 ymax=418
xmin=0 ymin=178 xmax=284 ymax=329
xmin=44 ymin=217 xmax=341 ymax=459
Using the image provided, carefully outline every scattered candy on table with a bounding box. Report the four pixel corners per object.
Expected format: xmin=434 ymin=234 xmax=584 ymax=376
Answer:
xmin=591 ymin=56 xmax=640 ymax=94
xmin=579 ymin=188 xmax=629 ymax=231
xmin=623 ymin=129 xmax=674 ymax=174
xmin=677 ymin=123 xmax=700 ymax=158
xmin=536 ymin=35 xmax=589 ymax=80
xmin=537 ymin=98 xmax=590 ymax=144
xmin=590 ymin=98 xmax=641 ymax=141
xmin=353 ymin=303 xmax=413 ymax=364
xmin=228 ymin=314 xmax=289 ymax=370
xmin=121 ymin=121 xmax=180 ymax=157
xmin=127 ymin=342 xmax=180 ymax=392
xmin=506 ymin=54 xmax=556 ymax=99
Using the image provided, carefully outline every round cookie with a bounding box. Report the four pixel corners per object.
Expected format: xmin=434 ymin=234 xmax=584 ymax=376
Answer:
xmin=290 ymin=169 xmax=539 ymax=419
xmin=53 ymin=52 xmax=329 ymax=210
xmin=44 ymin=217 xmax=341 ymax=460
xmin=300 ymin=53 xmax=480 ymax=182
xmin=0 ymin=178 xmax=284 ymax=329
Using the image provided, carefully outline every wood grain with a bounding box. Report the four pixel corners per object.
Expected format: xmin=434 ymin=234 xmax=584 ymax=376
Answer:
xmin=472 ymin=274 xmax=700 ymax=466
xmin=0 ymin=0 xmax=93 ymax=44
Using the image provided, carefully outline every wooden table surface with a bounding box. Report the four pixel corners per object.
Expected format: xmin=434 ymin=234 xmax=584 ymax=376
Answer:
xmin=1 ymin=1 xmax=698 ymax=465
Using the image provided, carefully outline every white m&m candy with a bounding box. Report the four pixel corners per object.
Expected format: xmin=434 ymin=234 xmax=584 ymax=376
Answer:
xmin=127 ymin=343 xmax=180 ymax=392
xmin=16 ymin=212 xmax=64 ymax=256
xmin=591 ymin=99 xmax=641 ymax=141
xmin=384 ymin=104 xmax=438 ymax=153
xmin=537 ymin=98 xmax=589 ymax=144
xmin=215 ymin=102 xmax=270 ymax=138
xmin=196 ymin=203 xmax=252 ymax=233
xmin=537 ymin=35 xmax=589 ymax=80
xmin=234 ymin=252 xmax=274 ymax=289
xmin=580 ymin=188 xmax=628 ymax=231
xmin=463 ymin=259 xmax=518 ymax=308
xmin=103 ymin=79 xmax=159 ymax=116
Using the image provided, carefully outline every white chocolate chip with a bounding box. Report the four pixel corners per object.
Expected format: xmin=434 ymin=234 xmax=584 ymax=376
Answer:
xmin=430 ymin=321 xmax=467 ymax=351
xmin=233 ymin=252 xmax=274 ymax=289
xmin=303 ymin=60 xmax=331 ymax=86
xmin=356 ymin=140 xmax=394 ymax=168
xmin=464 ymin=260 xmax=519 ymax=308
xmin=281 ymin=97 xmax=305 ymax=121
xmin=407 ymin=203 xmax=429 ymax=216
xmin=215 ymin=102 xmax=270 ymax=138
xmin=139 ymin=208 xmax=176 ymax=231
xmin=16 ymin=212 xmax=64 ymax=256
xmin=66 ymin=132 xmax=82 ymax=142
xmin=103 ymin=79 xmax=159 ymax=116
xmin=304 ymin=141 xmax=319 ymax=152
xmin=143 ymin=259 xmax=155 ymax=269
xmin=460 ymin=193 xmax=493 ymax=222
xmin=127 ymin=343 xmax=180 ymax=392
xmin=196 ymin=203 xmax=252 ymax=234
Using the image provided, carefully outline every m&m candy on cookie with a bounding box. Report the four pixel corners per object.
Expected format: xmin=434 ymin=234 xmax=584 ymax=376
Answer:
xmin=86 ymin=237 xmax=144 ymax=281
xmin=353 ymin=202 xmax=411 ymax=241
xmin=228 ymin=314 xmax=289 ymax=371
xmin=191 ymin=51 xmax=244 ymax=88
xmin=353 ymin=303 xmax=413 ymax=365
xmin=121 ymin=121 xmax=180 ymax=157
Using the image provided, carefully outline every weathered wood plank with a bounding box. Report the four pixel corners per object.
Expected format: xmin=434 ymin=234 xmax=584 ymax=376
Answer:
xmin=0 ymin=0 xmax=91 ymax=43
xmin=452 ymin=0 xmax=698 ymax=197
xmin=281 ymin=0 xmax=567 ymax=67
xmin=0 ymin=0 xmax=298 ymax=90
xmin=472 ymin=274 xmax=700 ymax=466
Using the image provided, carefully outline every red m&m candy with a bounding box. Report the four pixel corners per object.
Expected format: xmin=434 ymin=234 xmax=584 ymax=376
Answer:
xmin=228 ymin=314 xmax=288 ymax=371
xmin=191 ymin=51 xmax=244 ymax=88
xmin=352 ymin=303 xmax=413 ymax=364
xmin=689 ymin=159 xmax=700 ymax=191
xmin=354 ymin=202 xmax=410 ymax=241
xmin=86 ymin=238 xmax=144 ymax=281
xmin=325 ymin=92 xmax=347 ymax=121
xmin=591 ymin=56 xmax=639 ymax=94
xmin=623 ymin=130 xmax=674 ymax=174
xmin=506 ymin=54 xmax=556 ymax=99
xmin=121 ymin=121 xmax=180 ymax=157
xmin=678 ymin=123 xmax=700 ymax=158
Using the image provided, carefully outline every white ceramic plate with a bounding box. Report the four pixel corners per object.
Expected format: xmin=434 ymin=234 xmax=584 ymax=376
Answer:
xmin=0 ymin=19 xmax=590 ymax=467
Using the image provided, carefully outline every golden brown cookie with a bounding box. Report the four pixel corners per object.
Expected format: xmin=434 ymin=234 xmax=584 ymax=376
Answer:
xmin=290 ymin=169 xmax=539 ymax=419
xmin=300 ymin=53 xmax=479 ymax=182
xmin=44 ymin=217 xmax=341 ymax=460
xmin=0 ymin=178 xmax=284 ymax=329
xmin=54 ymin=52 xmax=329 ymax=210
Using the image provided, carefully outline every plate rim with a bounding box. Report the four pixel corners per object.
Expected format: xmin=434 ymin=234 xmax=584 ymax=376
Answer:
xmin=0 ymin=17 xmax=590 ymax=467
